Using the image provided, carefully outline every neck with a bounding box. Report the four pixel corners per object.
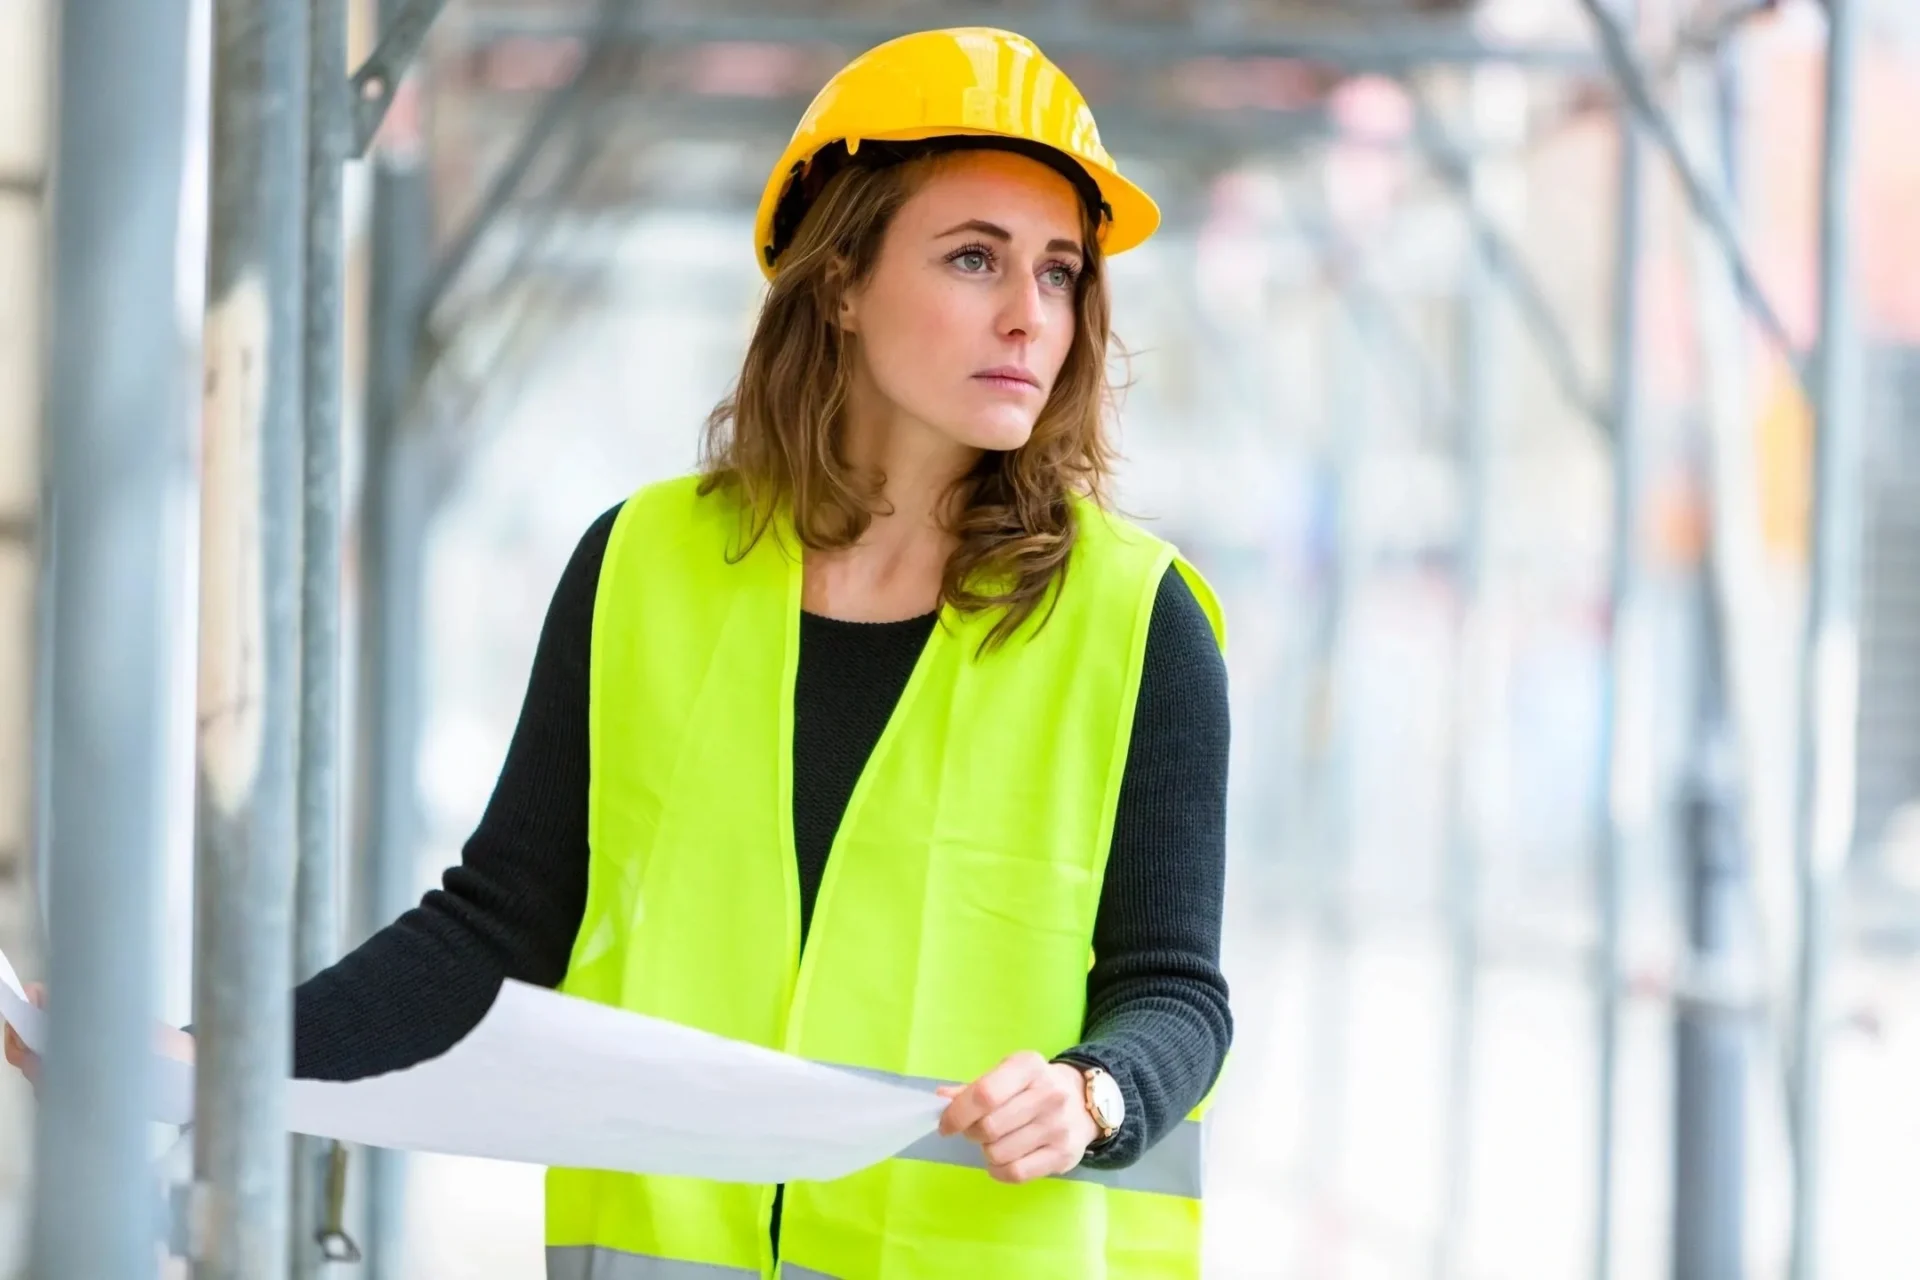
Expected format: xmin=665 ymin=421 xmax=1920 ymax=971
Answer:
xmin=803 ymin=378 xmax=979 ymax=621
xmin=839 ymin=376 xmax=979 ymax=533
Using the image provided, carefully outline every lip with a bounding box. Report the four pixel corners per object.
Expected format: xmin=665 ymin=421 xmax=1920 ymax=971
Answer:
xmin=972 ymin=366 xmax=1042 ymax=391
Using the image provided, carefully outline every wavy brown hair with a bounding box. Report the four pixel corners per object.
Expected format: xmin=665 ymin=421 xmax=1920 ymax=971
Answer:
xmin=698 ymin=140 xmax=1120 ymax=651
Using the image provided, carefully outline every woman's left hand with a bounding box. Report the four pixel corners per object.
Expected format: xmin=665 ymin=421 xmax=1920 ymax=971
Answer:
xmin=935 ymin=1050 xmax=1100 ymax=1184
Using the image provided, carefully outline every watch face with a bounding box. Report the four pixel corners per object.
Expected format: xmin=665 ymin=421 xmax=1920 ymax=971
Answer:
xmin=1090 ymin=1070 xmax=1125 ymax=1129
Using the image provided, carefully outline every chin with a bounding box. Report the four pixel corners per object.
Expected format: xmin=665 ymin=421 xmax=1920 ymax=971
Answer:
xmin=942 ymin=415 xmax=1038 ymax=454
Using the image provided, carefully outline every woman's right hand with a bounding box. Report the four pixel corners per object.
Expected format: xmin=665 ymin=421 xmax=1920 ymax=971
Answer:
xmin=3 ymin=986 xmax=196 ymax=1091
xmin=3 ymin=983 xmax=45 ymax=1086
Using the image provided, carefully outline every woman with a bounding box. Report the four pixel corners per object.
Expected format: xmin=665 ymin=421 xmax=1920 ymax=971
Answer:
xmin=9 ymin=26 xmax=1231 ymax=1280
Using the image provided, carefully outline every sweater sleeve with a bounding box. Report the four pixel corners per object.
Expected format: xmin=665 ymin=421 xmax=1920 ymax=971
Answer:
xmin=289 ymin=504 xmax=621 ymax=1080
xmin=1056 ymin=564 xmax=1234 ymax=1169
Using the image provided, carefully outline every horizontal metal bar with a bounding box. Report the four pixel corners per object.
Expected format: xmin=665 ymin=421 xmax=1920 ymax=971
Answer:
xmin=457 ymin=9 xmax=1602 ymax=71
xmin=350 ymin=0 xmax=451 ymax=155
xmin=456 ymin=88 xmax=1329 ymax=178
xmin=0 ymin=171 xmax=45 ymax=199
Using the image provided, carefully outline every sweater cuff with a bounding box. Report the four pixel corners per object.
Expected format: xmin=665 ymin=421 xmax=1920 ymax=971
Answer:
xmin=1051 ymin=1046 xmax=1143 ymax=1169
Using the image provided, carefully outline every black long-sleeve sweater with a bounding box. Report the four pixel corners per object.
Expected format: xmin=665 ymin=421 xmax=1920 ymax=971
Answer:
xmin=291 ymin=503 xmax=1232 ymax=1170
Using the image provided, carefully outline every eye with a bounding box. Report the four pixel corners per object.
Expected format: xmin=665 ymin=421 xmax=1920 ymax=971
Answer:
xmin=948 ymin=244 xmax=995 ymax=273
xmin=1042 ymin=262 xmax=1079 ymax=290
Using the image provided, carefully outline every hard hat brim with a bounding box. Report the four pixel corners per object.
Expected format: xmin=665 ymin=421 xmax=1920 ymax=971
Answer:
xmin=753 ymin=127 xmax=1162 ymax=280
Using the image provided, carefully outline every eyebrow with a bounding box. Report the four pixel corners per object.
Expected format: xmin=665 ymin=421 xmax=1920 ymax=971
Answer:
xmin=934 ymin=219 xmax=1083 ymax=258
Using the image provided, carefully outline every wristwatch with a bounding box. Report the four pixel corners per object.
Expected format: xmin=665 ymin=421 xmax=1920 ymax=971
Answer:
xmin=1077 ymin=1064 xmax=1125 ymax=1147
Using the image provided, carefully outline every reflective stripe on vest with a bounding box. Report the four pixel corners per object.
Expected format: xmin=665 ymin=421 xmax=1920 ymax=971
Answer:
xmin=547 ymin=1245 xmax=759 ymax=1279
xmin=897 ymin=1121 xmax=1203 ymax=1199
xmin=545 ymin=1249 xmax=871 ymax=1280
xmin=550 ymin=477 xmax=1227 ymax=1280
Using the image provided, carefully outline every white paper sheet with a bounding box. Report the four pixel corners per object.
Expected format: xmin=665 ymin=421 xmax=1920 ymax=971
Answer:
xmin=0 ymin=947 xmax=947 ymax=1185
xmin=285 ymin=980 xmax=947 ymax=1183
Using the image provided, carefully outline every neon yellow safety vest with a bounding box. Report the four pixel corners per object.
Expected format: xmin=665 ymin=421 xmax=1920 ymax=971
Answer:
xmin=548 ymin=475 xmax=1226 ymax=1280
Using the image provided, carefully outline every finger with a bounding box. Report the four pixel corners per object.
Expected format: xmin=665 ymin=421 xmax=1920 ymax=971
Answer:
xmin=964 ymin=1080 xmax=1048 ymax=1146
xmin=937 ymin=1090 xmax=978 ymax=1138
xmin=6 ymin=1027 xmax=38 ymax=1084
xmin=7 ymin=993 xmax=43 ymax=1081
xmin=935 ymin=1085 xmax=960 ymax=1100
xmin=990 ymin=1144 xmax=1073 ymax=1186
xmin=938 ymin=1051 xmax=1047 ymax=1137
xmin=940 ymin=1059 xmax=1025 ymax=1136
xmin=982 ymin=1114 xmax=1062 ymax=1171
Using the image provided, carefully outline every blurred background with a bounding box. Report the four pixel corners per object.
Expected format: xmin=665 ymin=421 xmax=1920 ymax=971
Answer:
xmin=4 ymin=0 xmax=1919 ymax=1277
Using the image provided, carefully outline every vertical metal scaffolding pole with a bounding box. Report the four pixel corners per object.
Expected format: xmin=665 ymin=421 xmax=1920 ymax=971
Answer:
xmin=1673 ymin=693 xmax=1749 ymax=1280
xmin=1788 ymin=3 xmax=1864 ymax=1276
xmin=1435 ymin=100 xmax=1495 ymax=1280
xmin=29 ymin=0 xmax=192 ymax=1274
xmin=1671 ymin=43 xmax=1749 ymax=1280
xmin=354 ymin=69 xmax=436 ymax=1276
xmin=193 ymin=0 xmax=307 ymax=1271
xmin=1592 ymin=18 xmax=1644 ymax=1274
xmin=293 ymin=0 xmax=351 ymax=1272
xmin=1299 ymin=277 xmax=1366 ymax=1277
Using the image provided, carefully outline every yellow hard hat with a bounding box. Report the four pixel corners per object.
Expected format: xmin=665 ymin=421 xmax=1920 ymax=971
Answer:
xmin=753 ymin=27 xmax=1161 ymax=278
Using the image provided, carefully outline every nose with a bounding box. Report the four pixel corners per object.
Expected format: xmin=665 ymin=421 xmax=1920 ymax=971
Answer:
xmin=996 ymin=273 xmax=1047 ymax=342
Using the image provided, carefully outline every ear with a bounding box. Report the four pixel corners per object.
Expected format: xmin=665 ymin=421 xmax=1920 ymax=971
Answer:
xmin=828 ymin=256 xmax=860 ymax=333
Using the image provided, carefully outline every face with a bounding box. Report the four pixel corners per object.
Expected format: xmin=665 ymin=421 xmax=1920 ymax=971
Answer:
xmin=838 ymin=150 xmax=1087 ymax=457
